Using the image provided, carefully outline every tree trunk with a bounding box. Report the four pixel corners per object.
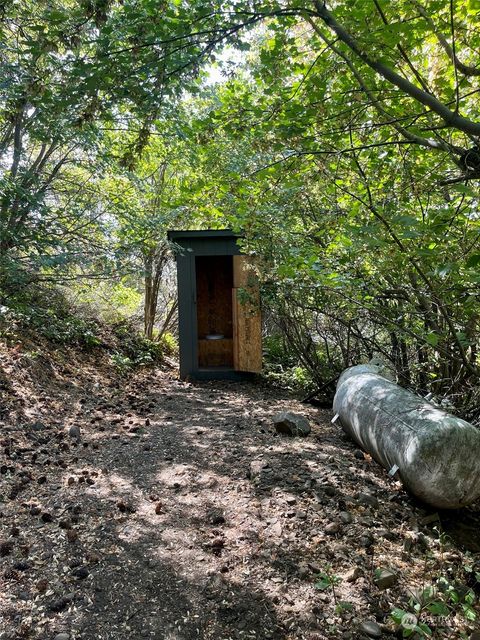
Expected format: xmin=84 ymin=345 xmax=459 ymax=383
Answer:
xmin=143 ymin=245 xmax=167 ymax=339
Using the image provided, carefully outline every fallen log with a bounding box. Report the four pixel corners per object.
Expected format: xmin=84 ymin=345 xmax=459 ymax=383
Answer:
xmin=333 ymin=364 xmax=480 ymax=509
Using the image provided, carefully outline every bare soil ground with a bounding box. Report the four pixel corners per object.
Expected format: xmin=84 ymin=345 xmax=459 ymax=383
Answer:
xmin=1 ymin=338 xmax=479 ymax=640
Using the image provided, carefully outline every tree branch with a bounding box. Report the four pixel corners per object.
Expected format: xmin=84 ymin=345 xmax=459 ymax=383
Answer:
xmin=305 ymin=16 xmax=463 ymax=157
xmin=373 ymin=0 xmax=431 ymax=95
xmin=312 ymin=1 xmax=480 ymax=137
xmin=412 ymin=1 xmax=480 ymax=77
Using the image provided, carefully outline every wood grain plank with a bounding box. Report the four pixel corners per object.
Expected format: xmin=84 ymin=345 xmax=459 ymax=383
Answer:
xmin=232 ymin=287 xmax=262 ymax=373
xmin=233 ymin=255 xmax=259 ymax=288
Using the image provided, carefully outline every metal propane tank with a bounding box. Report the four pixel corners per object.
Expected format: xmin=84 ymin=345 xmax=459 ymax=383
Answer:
xmin=333 ymin=365 xmax=480 ymax=509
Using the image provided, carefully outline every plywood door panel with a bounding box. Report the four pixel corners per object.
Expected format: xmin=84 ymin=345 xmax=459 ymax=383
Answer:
xmin=233 ymin=255 xmax=259 ymax=288
xmin=232 ymin=287 xmax=262 ymax=373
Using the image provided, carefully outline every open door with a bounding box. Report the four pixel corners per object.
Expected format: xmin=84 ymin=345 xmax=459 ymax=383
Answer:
xmin=232 ymin=255 xmax=262 ymax=373
xmin=195 ymin=256 xmax=234 ymax=368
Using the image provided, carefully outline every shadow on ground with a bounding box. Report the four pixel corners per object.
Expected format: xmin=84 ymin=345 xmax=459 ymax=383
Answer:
xmin=2 ymin=371 xmax=480 ymax=640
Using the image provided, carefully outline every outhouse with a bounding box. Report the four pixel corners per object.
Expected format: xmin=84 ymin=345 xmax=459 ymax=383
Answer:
xmin=168 ymin=229 xmax=262 ymax=380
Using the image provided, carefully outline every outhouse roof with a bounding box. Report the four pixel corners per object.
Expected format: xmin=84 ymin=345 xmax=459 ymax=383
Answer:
xmin=167 ymin=229 xmax=241 ymax=241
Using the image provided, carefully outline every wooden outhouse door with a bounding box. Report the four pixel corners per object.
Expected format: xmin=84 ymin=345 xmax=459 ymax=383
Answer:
xmin=232 ymin=256 xmax=262 ymax=373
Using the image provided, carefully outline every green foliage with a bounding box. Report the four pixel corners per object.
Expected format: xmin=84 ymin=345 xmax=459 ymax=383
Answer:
xmin=261 ymin=335 xmax=314 ymax=392
xmin=108 ymin=336 xmax=164 ymax=371
xmin=109 ymin=352 xmax=135 ymax=372
xmin=0 ymin=0 xmax=238 ymax=289
xmin=1 ymin=287 xmax=102 ymax=348
xmin=187 ymin=18 xmax=480 ymax=412
xmin=314 ymin=567 xmax=342 ymax=592
xmin=157 ymin=331 xmax=178 ymax=357
xmin=390 ymin=576 xmax=478 ymax=637
xmin=110 ymin=322 xmax=165 ymax=366
xmin=263 ymin=335 xmax=291 ymax=366
xmin=74 ymin=281 xmax=143 ymax=324
xmin=335 ymin=601 xmax=355 ymax=616
xmin=262 ymin=361 xmax=313 ymax=393
xmin=1 ymin=0 xmax=479 ymax=410
xmin=314 ymin=566 xmax=342 ymax=612
xmin=390 ymin=607 xmax=433 ymax=638
xmin=1 ymin=283 xmax=169 ymax=375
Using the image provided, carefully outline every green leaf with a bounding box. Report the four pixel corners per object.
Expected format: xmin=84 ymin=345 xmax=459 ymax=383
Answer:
xmin=390 ymin=608 xmax=409 ymax=624
xmin=314 ymin=576 xmax=331 ymax=590
xmin=417 ymin=622 xmax=433 ymax=636
xmin=427 ymin=601 xmax=450 ymax=616
xmin=426 ymin=332 xmax=439 ymax=347
xmin=466 ymin=253 xmax=480 ymax=268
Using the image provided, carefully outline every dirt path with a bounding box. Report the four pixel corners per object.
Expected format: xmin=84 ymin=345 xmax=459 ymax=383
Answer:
xmin=1 ymin=360 xmax=480 ymax=640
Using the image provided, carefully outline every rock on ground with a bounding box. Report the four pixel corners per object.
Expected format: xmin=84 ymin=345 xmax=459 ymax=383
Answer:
xmin=273 ymin=411 xmax=311 ymax=436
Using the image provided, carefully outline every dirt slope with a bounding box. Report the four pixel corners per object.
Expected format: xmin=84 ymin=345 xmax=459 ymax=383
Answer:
xmin=1 ymin=339 xmax=479 ymax=640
